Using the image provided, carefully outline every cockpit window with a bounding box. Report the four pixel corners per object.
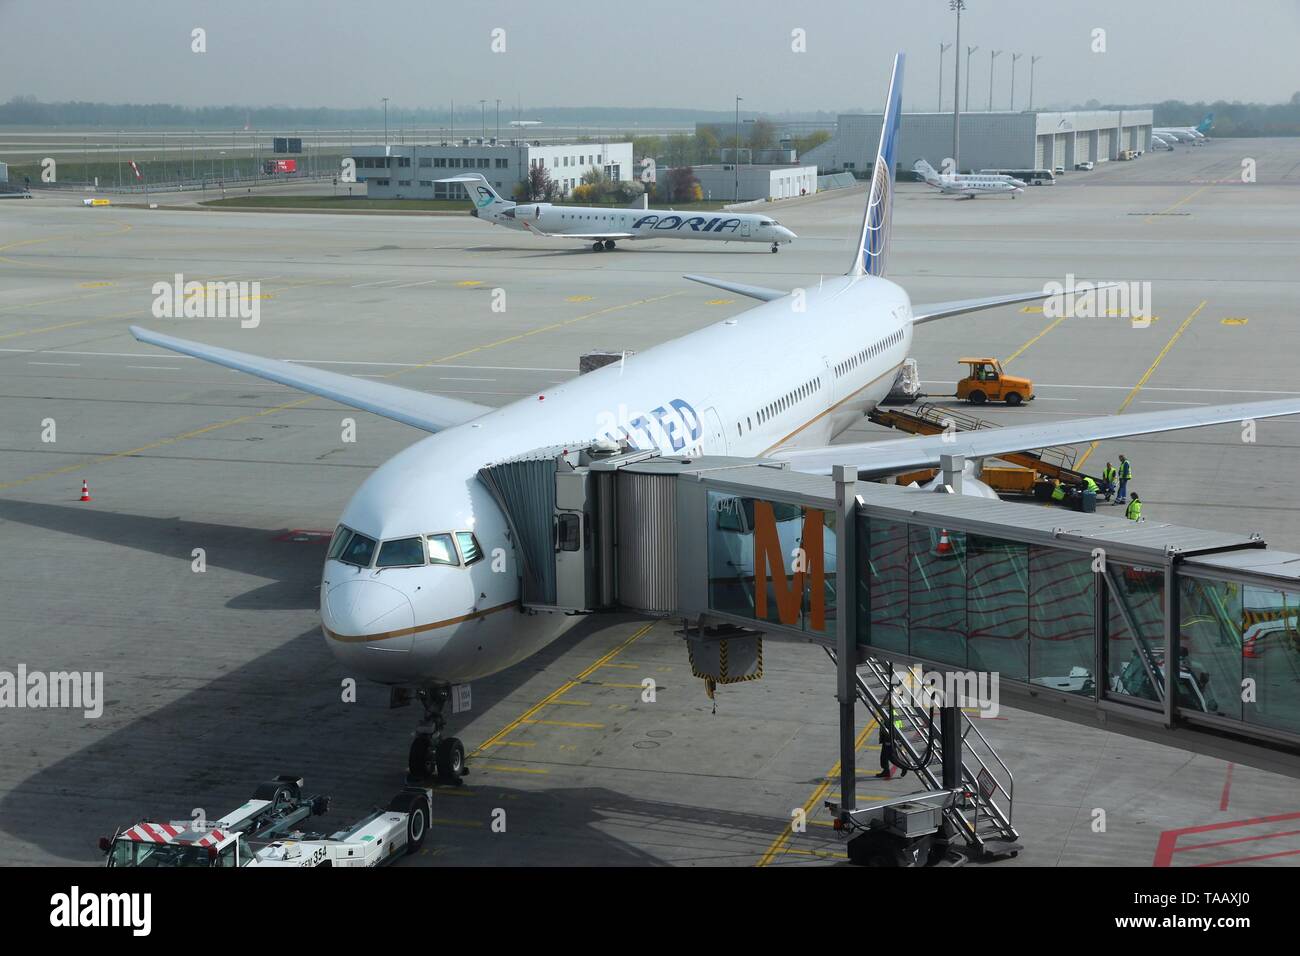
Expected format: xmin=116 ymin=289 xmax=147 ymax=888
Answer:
xmin=456 ymin=531 xmax=483 ymax=565
xmin=427 ymin=534 xmax=459 ymax=566
xmin=760 ymin=220 xmax=775 ymax=226
xmin=376 ymin=537 xmax=426 ymax=568
xmin=338 ymin=532 xmax=377 ymax=567
xmin=327 ymin=525 xmax=353 ymax=561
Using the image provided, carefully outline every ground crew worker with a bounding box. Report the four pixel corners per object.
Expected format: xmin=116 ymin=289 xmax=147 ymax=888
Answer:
xmin=1050 ymin=479 xmax=1066 ymax=503
xmin=1082 ymin=475 xmax=1099 ymax=494
xmin=1116 ymin=454 xmax=1133 ymax=504
xmin=1101 ymin=462 xmax=1118 ymax=500
xmin=1126 ymin=493 xmax=1142 ymax=521
xmin=875 ymin=706 xmax=909 ymax=780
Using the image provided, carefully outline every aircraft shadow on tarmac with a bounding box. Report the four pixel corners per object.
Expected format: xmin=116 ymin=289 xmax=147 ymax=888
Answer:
xmin=0 ymin=499 xmax=323 ymax=611
xmin=0 ymin=575 xmax=736 ymax=864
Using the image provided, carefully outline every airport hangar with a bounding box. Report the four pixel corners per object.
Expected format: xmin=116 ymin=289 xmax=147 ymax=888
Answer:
xmin=349 ymin=139 xmax=634 ymax=201
xmin=801 ymin=109 xmax=1154 ymax=173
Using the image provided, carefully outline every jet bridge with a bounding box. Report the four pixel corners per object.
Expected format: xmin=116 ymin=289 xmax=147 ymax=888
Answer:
xmin=479 ymin=443 xmax=1300 ymax=860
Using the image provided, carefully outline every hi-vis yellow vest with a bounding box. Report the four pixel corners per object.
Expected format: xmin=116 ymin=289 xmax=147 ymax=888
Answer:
xmin=1126 ymin=500 xmax=1142 ymax=521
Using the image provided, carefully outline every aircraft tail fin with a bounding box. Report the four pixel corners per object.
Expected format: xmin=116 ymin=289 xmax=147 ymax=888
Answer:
xmin=437 ymin=173 xmax=515 ymax=210
xmin=849 ymin=53 xmax=904 ymax=278
xmin=911 ymin=158 xmax=939 ymax=183
xmin=1198 ymin=112 xmax=1214 ymax=134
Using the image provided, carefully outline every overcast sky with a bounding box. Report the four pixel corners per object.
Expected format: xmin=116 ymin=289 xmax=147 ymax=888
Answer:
xmin=3 ymin=0 xmax=1299 ymax=113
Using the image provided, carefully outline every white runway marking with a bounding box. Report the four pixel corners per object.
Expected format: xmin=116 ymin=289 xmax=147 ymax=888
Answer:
xmin=27 ymin=361 xmax=80 ymax=367
xmin=126 ymin=365 xmax=182 ymax=370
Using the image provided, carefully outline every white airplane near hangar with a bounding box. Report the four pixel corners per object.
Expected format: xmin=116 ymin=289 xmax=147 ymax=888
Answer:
xmin=130 ymin=54 xmax=1300 ymax=782
xmin=912 ymin=159 xmax=1025 ymax=198
xmin=440 ymin=172 xmax=797 ymax=253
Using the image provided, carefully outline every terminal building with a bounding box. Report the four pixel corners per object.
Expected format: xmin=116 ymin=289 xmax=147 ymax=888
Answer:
xmin=801 ymin=109 xmax=1154 ymax=174
xmin=349 ymin=139 xmax=633 ymax=201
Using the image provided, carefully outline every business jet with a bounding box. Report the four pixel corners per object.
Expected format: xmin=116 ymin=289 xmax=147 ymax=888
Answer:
xmin=441 ymin=173 xmax=797 ymax=252
xmin=130 ymin=55 xmax=1300 ymax=782
xmin=912 ymin=158 xmax=1025 ymax=199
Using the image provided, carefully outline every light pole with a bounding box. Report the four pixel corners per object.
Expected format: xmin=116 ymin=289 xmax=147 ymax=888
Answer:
xmin=1029 ymin=55 xmax=1043 ymax=111
xmin=1010 ymin=53 xmax=1022 ymax=110
xmin=382 ymin=97 xmax=389 ymax=147
xmin=950 ymin=1 xmax=965 ymax=169
xmin=965 ymin=44 xmax=978 ymax=113
xmin=734 ymin=95 xmax=742 ymax=202
xmin=988 ymin=50 xmax=1002 ymax=111
xmin=939 ymin=41 xmax=952 ymax=112
xmin=480 ymin=100 xmax=486 ymax=140
xmin=495 ymin=98 xmax=500 ymax=141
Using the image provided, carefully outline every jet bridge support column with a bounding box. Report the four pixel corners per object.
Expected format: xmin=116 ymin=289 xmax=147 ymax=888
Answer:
xmin=834 ymin=465 xmax=858 ymax=819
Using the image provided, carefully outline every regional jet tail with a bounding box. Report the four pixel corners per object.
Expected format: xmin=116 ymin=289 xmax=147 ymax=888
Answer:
xmin=440 ymin=173 xmax=796 ymax=253
xmin=912 ymin=158 xmax=1025 ymax=199
xmin=127 ymin=54 xmax=1300 ymax=772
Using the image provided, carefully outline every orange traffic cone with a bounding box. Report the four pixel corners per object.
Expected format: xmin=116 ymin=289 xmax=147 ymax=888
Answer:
xmin=936 ymin=529 xmax=953 ymax=555
xmin=79 ymin=479 xmax=92 ymax=502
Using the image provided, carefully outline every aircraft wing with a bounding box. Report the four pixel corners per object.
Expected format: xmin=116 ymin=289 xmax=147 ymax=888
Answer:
xmin=683 ymin=274 xmax=787 ymax=302
xmin=130 ymin=326 xmax=493 ymax=433
xmin=911 ymin=289 xmax=1080 ymax=324
xmin=770 ymin=399 xmax=1300 ymax=476
xmin=520 ymin=221 xmax=634 ymax=241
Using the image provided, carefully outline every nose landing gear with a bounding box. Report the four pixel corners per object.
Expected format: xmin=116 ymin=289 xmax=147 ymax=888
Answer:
xmin=771 ymin=243 xmax=779 ymax=253
xmin=407 ymin=685 xmax=467 ymax=786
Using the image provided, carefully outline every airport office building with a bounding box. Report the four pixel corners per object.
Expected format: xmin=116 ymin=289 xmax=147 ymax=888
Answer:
xmin=802 ymin=109 xmax=1154 ymax=174
xmin=349 ymin=139 xmax=634 ymax=200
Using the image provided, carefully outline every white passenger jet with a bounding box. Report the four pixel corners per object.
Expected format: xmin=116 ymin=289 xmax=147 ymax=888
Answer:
xmin=130 ymin=55 xmax=1300 ymax=781
xmin=441 ymin=173 xmax=797 ymax=253
xmin=913 ymin=159 xmax=1025 ymax=199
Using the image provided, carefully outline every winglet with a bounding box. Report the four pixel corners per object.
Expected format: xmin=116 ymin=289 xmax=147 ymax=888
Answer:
xmin=849 ymin=53 xmax=905 ymax=278
xmin=683 ymin=274 xmax=787 ymax=302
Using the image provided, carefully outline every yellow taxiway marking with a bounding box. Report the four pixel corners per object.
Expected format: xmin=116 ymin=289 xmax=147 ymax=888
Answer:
xmin=595 ymin=661 xmax=639 ymax=669
xmin=0 ymin=221 xmax=133 ymax=266
xmin=78 ymin=281 xmax=115 ymax=289
xmin=520 ymin=718 xmax=604 ymax=729
xmin=705 ymin=298 xmax=735 ymax=305
xmin=1075 ymin=299 xmax=1207 ymax=471
xmin=588 ymin=681 xmax=644 ymax=689
xmin=565 ymin=294 xmax=593 ymax=302
xmin=1221 ymin=317 xmax=1248 ymax=326
xmin=755 ymin=717 xmax=878 ymax=867
xmin=1019 ymin=305 xmax=1044 ymax=314
xmin=481 ymin=740 xmax=536 ymax=748
xmin=456 ymin=280 xmax=483 ymax=287
xmin=1003 ymin=314 xmax=1067 ymax=365
xmin=474 ymin=764 xmax=550 ymax=775
xmin=1145 ymin=183 xmax=1210 ymax=223
xmin=779 ymin=847 xmax=849 ymax=860
xmin=543 ymin=698 xmax=593 ymax=706
xmin=470 ymin=623 xmax=655 ymax=758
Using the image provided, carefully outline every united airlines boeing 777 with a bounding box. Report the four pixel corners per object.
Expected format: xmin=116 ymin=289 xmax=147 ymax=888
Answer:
xmin=130 ymin=55 xmax=1300 ymax=781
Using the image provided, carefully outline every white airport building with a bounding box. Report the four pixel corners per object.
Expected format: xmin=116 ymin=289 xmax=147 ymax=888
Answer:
xmin=801 ymin=109 xmax=1154 ymax=174
xmin=349 ymin=139 xmax=634 ymax=200
xmin=680 ymin=163 xmax=819 ymax=202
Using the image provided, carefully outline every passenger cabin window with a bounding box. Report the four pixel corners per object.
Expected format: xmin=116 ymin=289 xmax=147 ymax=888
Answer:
xmin=338 ymin=532 xmax=377 ymax=567
xmin=427 ymin=533 xmax=459 ymax=566
xmin=456 ymin=531 xmax=484 ymax=564
xmin=376 ymin=537 xmax=426 ymax=568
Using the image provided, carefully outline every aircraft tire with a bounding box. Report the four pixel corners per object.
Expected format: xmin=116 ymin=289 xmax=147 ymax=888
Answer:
xmin=408 ymin=736 xmax=435 ymax=780
xmin=436 ymin=737 xmax=466 ymax=783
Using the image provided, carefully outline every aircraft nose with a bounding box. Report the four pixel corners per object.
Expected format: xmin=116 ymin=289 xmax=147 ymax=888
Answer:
xmin=780 ymin=227 xmax=797 ymax=241
xmin=322 ymin=578 xmax=415 ymax=650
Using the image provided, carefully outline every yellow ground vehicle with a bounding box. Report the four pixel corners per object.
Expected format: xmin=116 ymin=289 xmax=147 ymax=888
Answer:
xmin=956 ymin=358 xmax=1034 ymax=406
